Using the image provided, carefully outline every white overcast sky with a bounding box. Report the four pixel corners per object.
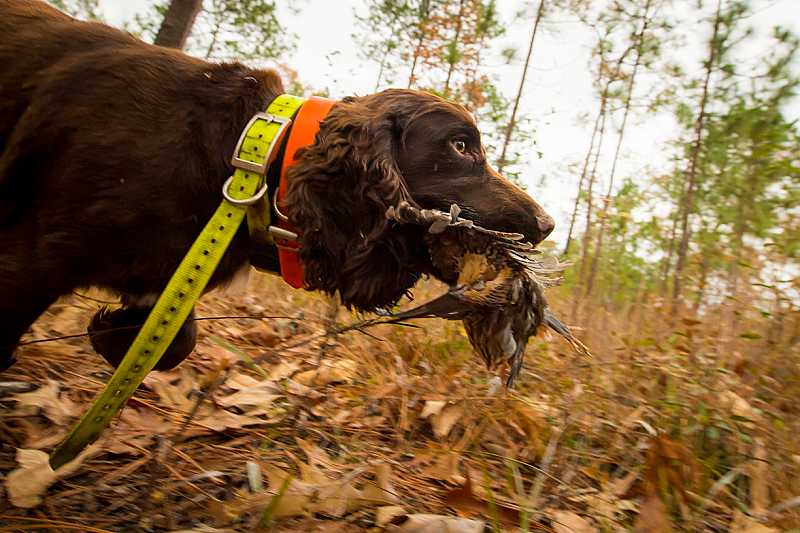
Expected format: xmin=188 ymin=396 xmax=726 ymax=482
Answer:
xmin=97 ymin=0 xmax=799 ymax=245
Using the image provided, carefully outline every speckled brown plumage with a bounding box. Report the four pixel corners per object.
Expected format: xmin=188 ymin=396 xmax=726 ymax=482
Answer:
xmin=385 ymin=202 xmax=588 ymax=387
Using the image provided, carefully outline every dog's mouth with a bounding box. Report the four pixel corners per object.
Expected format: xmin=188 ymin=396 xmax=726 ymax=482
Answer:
xmin=399 ymin=223 xmax=441 ymax=276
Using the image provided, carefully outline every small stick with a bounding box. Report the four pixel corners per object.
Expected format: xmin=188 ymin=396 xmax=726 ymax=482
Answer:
xmin=17 ymin=315 xmax=302 ymax=346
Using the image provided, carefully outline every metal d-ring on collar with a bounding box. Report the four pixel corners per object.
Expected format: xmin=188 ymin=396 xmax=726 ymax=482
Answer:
xmin=272 ymin=186 xmax=290 ymax=222
xmin=269 ymin=190 xmax=298 ymax=242
xmin=221 ymin=175 xmax=269 ymax=206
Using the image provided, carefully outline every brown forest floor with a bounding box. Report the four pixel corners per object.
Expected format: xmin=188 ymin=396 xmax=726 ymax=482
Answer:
xmin=1 ymin=272 xmax=799 ymax=532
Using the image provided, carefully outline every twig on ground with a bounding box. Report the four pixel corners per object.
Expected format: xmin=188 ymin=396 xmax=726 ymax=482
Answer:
xmin=17 ymin=315 xmax=305 ymax=346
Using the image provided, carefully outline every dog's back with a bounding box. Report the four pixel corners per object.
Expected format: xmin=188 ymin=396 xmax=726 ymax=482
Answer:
xmin=0 ymin=1 xmax=138 ymax=149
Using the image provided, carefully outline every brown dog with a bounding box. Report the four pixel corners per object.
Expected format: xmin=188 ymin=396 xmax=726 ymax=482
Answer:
xmin=0 ymin=0 xmax=554 ymax=372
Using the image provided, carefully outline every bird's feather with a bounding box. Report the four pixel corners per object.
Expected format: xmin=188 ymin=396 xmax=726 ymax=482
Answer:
xmin=385 ymin=201 xmax=589 ymax=387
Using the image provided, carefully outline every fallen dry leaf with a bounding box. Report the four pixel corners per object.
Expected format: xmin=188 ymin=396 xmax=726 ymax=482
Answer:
xmin=386 ymin=514 xmax=485 ymax=533
xmin=104 ymin=407 xmax=175 ymax=454
xmin=729 ymin=510 xmax=778 ymax=533
xmin=444 ymin=476 xmax=519 ymax=527
xmin=359 ymin=462 xmax=401 ymax=506
xmin=419 ymin=451 xmax=463 ymax=483
xmin=576 ymin=493 xmax=618 ymax=522
xmin=633 ymin=494 xmax=673 ymax=533
xmin=376 ymin=505 xmax=407 ymax=527
xmin=296 ymin=437 xmax=334 ymax=467
xmin=258 ymin=459 xmax=401 ymax=520
xmin=216 ymin=383 xmax=279 ymax=410
xmin=167 ymin=526 xmax=236 ymax=533
xmin=610 ymin=470 xmax=640 ymax=498
xmin=294 ymin=359 xmax=356 ymax=387
xmin=643 ymin=433 xmax=695 ymax=508
xmin=144 ymin=370 xmax=199 ymax=413
xmin=421 ymin=400 xmax=447 ymax=418
xmin=194 ymin=410 xmax=266 ymax=431
xmin=269 ymin=360 xmax=301 ymax=381
xmin=10 ymin=380 xmax=79 ymax=426
xmin=19 ymin=419 xmax=67 ymax=450
xmin=551 ymin=510 xmax=597 ymax=533
xmin=6 ymin=446 xmax=100 ymax=507
xmin=239 ymin=323 xmax=280 ymax=346
xmin=284 ymin=379 xmax=324 ymax=399
xmin=719 ymin=391 xmax=758 ymax=421
xmin=316 ymin=477 xmax=363 ymax=517
xmin=431 ymin=403 xmax=464 ymax=439
xmin=224 ymin=371 xmax=262 ymax=390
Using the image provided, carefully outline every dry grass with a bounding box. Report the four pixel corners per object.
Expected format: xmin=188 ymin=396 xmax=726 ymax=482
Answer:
xmin=0 ymin=272 xmax=798 ymax=532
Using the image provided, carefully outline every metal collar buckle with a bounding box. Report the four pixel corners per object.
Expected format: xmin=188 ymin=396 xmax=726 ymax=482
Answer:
xmin=223 ymin=112 xmax=292 ymax=206
xmin=230 ymin=112 xmax=292 ymax=175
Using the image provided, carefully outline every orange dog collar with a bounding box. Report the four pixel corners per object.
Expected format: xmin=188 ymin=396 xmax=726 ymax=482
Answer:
xmin=275 ymin=96 xmax=336 ymax=288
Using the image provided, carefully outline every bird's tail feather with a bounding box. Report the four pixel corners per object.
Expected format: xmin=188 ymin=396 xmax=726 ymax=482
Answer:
xmin=543 ymin=309 xmax=592 ymax=357
xmin=383 ymin=293 xmax=470 ymax=323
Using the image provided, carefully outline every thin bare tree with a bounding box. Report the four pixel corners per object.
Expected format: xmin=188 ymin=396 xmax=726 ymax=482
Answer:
xmin=671 ymin=0 xmax=723 ymax=312
xmin=154 ymin=0 xmax=203 ymax=49
xmin=497 ymin=0 xmax=545 ymax=173
xmin=584 ymin=0 xmax=654 ymax=300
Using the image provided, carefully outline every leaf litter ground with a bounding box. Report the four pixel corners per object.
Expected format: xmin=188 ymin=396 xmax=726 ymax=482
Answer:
xmin=1 ymin=273 xmax=799 ymax=531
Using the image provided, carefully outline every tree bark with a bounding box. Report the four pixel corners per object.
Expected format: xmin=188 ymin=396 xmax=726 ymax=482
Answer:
xmin=154 ymin=0 xmax=203 ymax=50
xmin=659 ymin=179 xmax=681 ymax=296
xmin=571 ymin=85 xmax=609 ymax=321
xmin=497 ymin=0 xmax=545 ymax=173
xmin=671 ymin=0 xmax=723 ymax=312
xmin=443 ymin=0 xmax=466 ymax=96
xmin=203 ymin=1 xmax=222 ymax=60
xmin=584 ymin=0 xmax=652 ymax=300
xmin=376 ymin=43 xmax=391 ymax=91
xmin=563 ymin=88 xmax=603 ymax=256
xmin=407 ymin=1 xmax=432 ymax=88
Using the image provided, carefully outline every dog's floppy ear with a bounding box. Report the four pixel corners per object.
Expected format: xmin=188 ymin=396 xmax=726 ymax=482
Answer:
xmin=284 ymin=93 xmax=421 ymax=311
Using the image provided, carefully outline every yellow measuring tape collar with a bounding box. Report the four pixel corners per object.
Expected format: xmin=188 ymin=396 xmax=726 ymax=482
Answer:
xmin=50 ymin=94 xmax=307 ymax=469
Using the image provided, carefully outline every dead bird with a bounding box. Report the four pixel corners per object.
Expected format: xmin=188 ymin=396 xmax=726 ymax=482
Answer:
xmin=384 ymin=202 xmax=589 ymax=387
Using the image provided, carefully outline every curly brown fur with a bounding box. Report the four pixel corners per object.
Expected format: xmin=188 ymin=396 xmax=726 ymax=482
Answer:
xmin=285 ymin=92 xmax=418 ymax=309
xmin=285 ymin=90 xmax=555 ymax=311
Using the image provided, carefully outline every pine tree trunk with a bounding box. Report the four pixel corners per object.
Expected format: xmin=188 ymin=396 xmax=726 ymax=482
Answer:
xmin=727 ymin=152 xmax=757 ymax=340
xmin=375 ymin=9 xmax=403 ymax=91
xmin=443 ymin=0 xmax=466 ymax=96
xmin=375 ymin=43 xmax=391 ymax=91
xmin=671 ymin=0 xmax=723 ymax=312
xmin=407 ymin=1 xmax=432 ymax=89
xmin=408 ymin=32 xmax=424 ymax=88
xmin=497 ymin=0 xmax=545 ymax=173
xmin=630 ymin=273 xmax=647 ymax=343
xmin=203 ymin=1 xmax=222 ymax=60
xmin=563 ymin=102 xmax=603 ymax=256
xmin=154 ymin=0 xmax=203 ymax=50
xmin=659 ymin=190 xmax=680 ymax=296
xmin=693 ymin=250 xmax=709 ymax=313
xmin=571 ymin=87 xmax=609 ymax=321
xmin=584 ymin=0 xmax=652 ymax=300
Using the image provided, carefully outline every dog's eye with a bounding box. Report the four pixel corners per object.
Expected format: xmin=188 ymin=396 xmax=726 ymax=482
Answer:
xmin=451 ymin=139 xmax=467 ymax=155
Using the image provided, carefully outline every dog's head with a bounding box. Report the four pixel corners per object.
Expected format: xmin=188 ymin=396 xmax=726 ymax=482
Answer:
xmin=284 ymin=89 xmax=554 ymax=310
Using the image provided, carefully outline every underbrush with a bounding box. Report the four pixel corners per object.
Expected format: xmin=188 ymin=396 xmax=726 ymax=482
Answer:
xmin=0 ymin=272 xmax=797 ymax=531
